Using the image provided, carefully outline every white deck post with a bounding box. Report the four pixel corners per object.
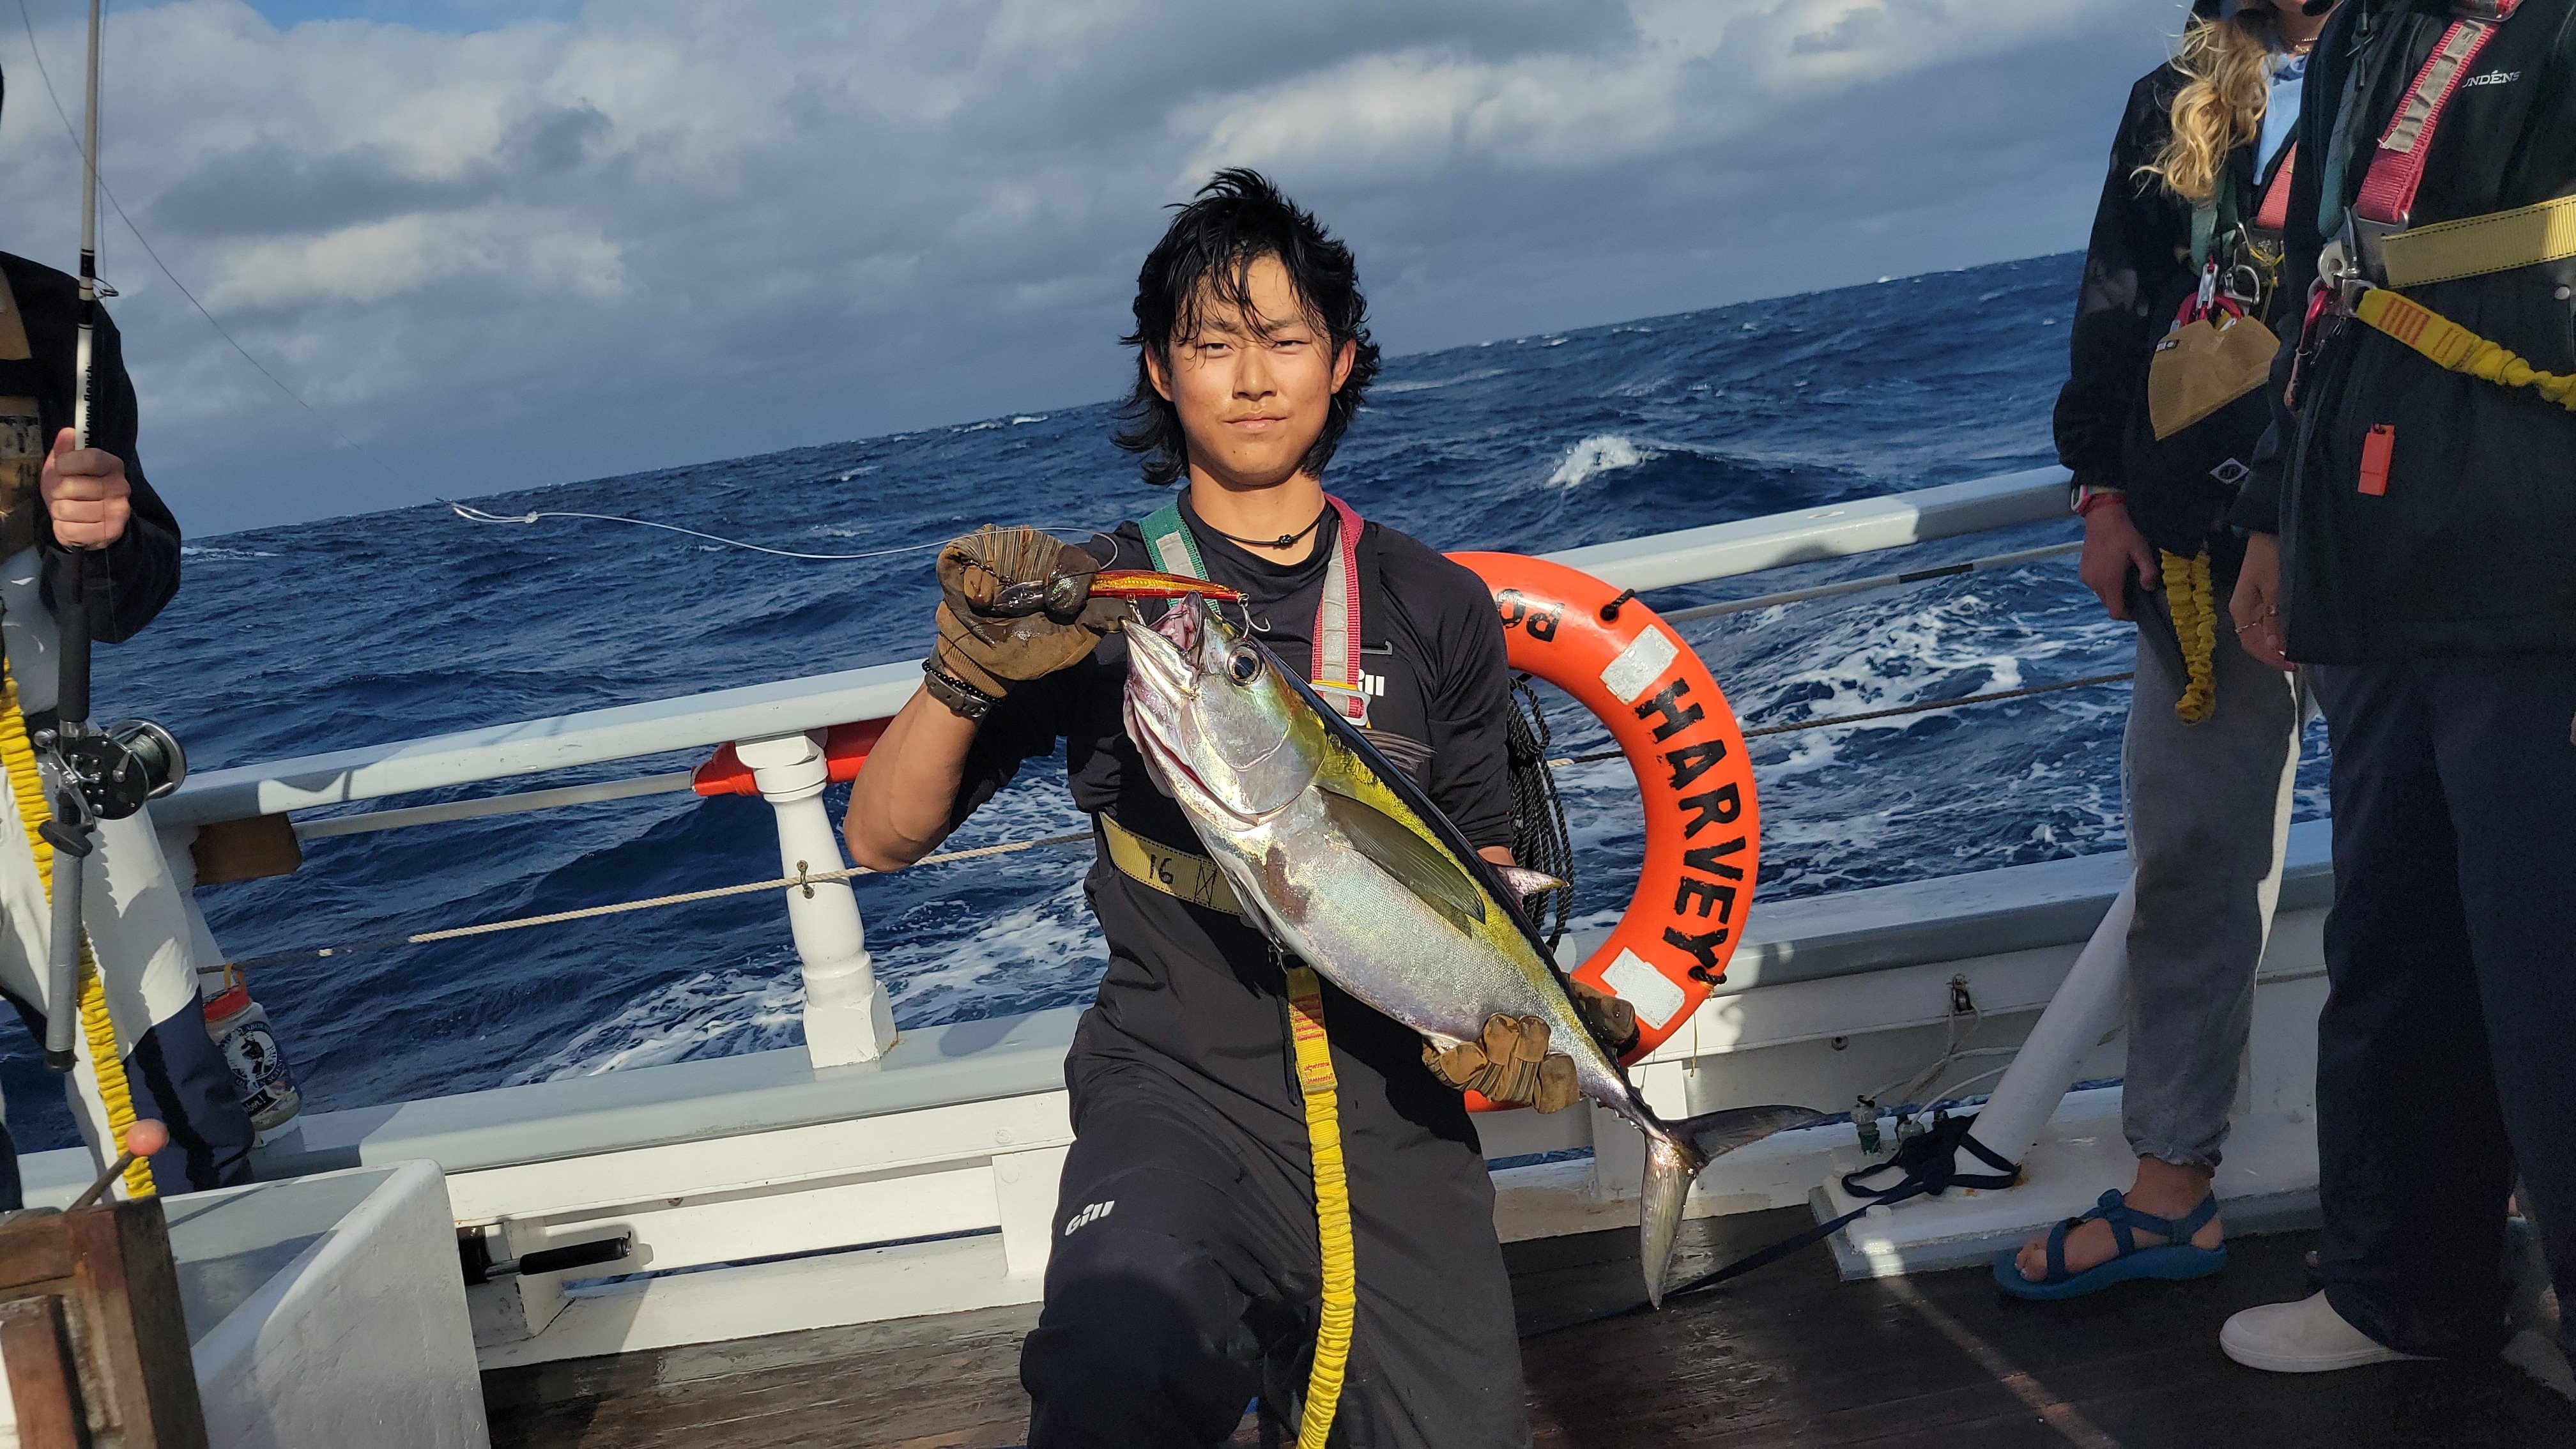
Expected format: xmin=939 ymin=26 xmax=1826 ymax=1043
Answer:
xmin=737 ymin=731 xmax=896 ymax=1066
xmin=1950 ymin=872 xmax=2134 ymax=1174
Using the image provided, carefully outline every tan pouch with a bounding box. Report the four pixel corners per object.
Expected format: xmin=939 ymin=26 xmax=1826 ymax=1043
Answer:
xmin=2147 ymin=312 xmax=2280 ymax=441
xmin=0 ymin=270 xmax=40 ymax=558
xmin=0 ymin=395 xmax=39 ymax=562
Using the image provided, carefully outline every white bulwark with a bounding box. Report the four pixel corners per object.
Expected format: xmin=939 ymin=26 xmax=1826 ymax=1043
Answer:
xmin=32 ymin=467 xmax=2349 ymax=1421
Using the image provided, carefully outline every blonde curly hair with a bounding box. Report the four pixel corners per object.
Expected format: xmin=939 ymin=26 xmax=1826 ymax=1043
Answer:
xmin=2138 ymin=8 xmax=2280 ymax=204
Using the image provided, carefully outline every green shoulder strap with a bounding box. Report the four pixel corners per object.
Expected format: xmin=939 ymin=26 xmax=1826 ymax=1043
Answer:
xmin=1138 ymin=501 xmax=1206 ymax=579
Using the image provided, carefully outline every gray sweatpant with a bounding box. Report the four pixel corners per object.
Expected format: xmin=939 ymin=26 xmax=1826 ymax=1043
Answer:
xmin=2118 ymin=579 xmax=2307 ymax=1170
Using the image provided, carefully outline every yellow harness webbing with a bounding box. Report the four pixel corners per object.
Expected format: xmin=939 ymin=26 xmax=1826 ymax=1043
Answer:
xmin=2379 ymin=193 xmax=2576 ymax=289
xmin=1099 ymin=813 xmax=1244 ymax=917
xmin=2159 ymin=550 xmax=2219 ymax=726
xmin=0 ymin=664 xmax=153 ymax=1199
xmin=1098 ymin=814 xmax=1354 ymax=1443
xmin=2351 ymin=288 xmax=2576 ymax=411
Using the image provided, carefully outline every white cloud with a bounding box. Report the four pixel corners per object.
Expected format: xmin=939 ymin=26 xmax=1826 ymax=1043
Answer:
xmin=0 ymin=0 xmax=2183 ymax=528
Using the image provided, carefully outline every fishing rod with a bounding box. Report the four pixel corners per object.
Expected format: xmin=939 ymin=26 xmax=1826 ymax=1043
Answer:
xmin=32 ymin=0 xmax=183 ymax=1072
xmin=30 ymin=0 xmax=111 ymax=1073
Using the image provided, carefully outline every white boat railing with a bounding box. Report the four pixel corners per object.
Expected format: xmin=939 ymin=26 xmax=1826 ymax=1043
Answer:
xmin=156 ymin=466 xmax=2070 ymax=829
xmin=150 ymin=464 xmax=2072 ymax=1070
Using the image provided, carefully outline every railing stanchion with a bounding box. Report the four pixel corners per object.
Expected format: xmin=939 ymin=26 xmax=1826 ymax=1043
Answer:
xmin=737 ymin=732 xmax=896 ymax=1066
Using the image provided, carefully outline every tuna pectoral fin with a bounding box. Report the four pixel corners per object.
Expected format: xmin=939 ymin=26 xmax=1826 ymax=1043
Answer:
xmin=1639 ymin=1106 xmax=1825 ymax=1308
xmin=1318 ymin=787 xmax=1487 ymax=935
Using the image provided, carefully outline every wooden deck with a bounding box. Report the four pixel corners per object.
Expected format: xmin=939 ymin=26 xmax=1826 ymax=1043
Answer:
xmin=484 ymin=1211 xmax=2573 ymax=1448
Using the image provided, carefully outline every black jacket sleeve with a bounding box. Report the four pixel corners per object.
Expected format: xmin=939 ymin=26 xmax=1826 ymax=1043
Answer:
xmin=2053 ymin=67 xmax=2195 ymax=492
xmin=51 ymin=304 xmax=183 ymax=644
xmin=2232 ymin=6 xmax=2349 ymax=537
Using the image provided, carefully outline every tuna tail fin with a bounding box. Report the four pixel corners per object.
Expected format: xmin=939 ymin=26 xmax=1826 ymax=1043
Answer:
xmin=1638 ymin=1105 xmax=1828 ymax=1308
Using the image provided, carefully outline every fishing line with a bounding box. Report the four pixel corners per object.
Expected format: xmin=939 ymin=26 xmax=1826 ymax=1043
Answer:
xmin=12 ymin=0 xmax=417 ymax=497
xmin=443 ymin=503 xmax=1129 ymax=569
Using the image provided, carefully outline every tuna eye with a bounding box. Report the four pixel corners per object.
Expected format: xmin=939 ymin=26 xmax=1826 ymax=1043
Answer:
xmin=1227 ymin=647 xmax=1261 ymax=684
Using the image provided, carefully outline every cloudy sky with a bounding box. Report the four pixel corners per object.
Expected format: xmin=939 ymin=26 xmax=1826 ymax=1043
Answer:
xmin=0 ymin=0 xmax=2183 ymax=530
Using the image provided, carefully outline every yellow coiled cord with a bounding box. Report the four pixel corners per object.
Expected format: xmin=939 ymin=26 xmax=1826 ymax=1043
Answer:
xmin=2161 ymin=549 xmax=2219 ymax=727
xmin=0 ymin=664 xmax=153 ymax=1199
xmin=1283 ymin=963 xmax=1354 ymax=1448
xmin=2354 ymin=288 xmax=2576 ymax=411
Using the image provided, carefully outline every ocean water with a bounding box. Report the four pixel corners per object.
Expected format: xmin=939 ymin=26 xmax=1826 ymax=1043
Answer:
xmin=4 ymin=252 xmax=2333 ymax=1148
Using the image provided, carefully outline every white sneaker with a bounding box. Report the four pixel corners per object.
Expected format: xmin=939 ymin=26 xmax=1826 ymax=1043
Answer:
xmin=2221 ymin=1292 xmax=2430 ymax=1373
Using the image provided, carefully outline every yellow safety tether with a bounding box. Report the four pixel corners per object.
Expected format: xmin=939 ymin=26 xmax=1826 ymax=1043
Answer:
xmin=0 ymin=664 xmax=152 ymax=1199
xmin=2161 ymin=549 xmax=2219 ymax=726
xmin=2352 ymin=288 xmax=2576 ymax=411
xmin=1283 ymin=963 xmax=1354 ymax=1449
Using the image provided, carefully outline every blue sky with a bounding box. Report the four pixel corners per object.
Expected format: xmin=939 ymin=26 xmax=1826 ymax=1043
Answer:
xmin=1 ymin=1 xmax=2185 ymax=530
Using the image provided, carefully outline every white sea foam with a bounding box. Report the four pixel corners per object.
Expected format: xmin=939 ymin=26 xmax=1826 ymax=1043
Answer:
xmin=505 ymin=960 xmax=808 ymax=1083
xmin=179 ymin=546 xmax=278 ymax=560
xmin=882 ymin=879 xmax=1103 ymax=1018
xmin=1547 ymin=434 xmax=1657 ymax=489
xmin=1373 ymin=367 xmax=1505 ymax=395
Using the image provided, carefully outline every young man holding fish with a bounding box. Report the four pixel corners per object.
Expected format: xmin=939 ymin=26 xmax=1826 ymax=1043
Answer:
xmin=847 ymin=171 xmax=1582 ymax=1447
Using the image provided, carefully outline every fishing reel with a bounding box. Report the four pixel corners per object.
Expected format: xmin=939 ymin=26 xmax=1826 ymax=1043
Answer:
xmin=31 ymin=718 xmax=187 ymax=855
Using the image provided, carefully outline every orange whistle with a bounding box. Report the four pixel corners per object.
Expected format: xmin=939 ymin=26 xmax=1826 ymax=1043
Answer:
xmin=2358 ymin=424 xmax=2395 ymax=497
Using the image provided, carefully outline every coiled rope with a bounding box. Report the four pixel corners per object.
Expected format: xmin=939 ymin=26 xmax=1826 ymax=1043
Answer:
xmin=1505 ymin=677 xmax=1575 ymax=953
xmin=0 ymin=664 xmax=154 ymax=1199
xmin=2160 ymin=549 xmax=2218 ymax=726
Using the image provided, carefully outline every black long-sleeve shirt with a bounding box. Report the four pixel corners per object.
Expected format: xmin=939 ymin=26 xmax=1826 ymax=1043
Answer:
xmin=2231 ymin=0 xmax=2576 ymax=661
xmin=0 ymin=251 xmax=181 ymax=643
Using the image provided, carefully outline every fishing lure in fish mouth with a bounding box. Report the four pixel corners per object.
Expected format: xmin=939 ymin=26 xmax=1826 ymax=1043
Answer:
xmin=1087 ymin=571 xmax=1245 ymax=604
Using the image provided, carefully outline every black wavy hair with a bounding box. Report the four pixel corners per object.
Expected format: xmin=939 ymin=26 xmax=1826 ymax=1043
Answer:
xmin=1115 ymin=169 xmax=1381 ymax=487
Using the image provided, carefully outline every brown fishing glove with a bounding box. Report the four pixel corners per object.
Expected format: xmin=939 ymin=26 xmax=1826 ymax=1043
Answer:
xmin=1424 ymin=1015 xmax=1582 ymax=1114
xmin=926 ymin=525 xmax=1125 ymax=720
xmin=1570 ymin=978 xmax=1641 ymax=1057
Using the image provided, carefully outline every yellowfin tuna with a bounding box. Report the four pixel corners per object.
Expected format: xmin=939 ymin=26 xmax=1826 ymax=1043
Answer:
xmin=1123 ymin=593 xmax=1816 ymax=1304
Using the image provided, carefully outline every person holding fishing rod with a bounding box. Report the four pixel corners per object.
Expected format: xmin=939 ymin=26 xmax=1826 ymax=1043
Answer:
xmin=847 ymin=171 xmax=1621 ymax=1447
xmin=0 ymin=61 xmax=252 ymax=1206
xmin=2002 ymin=0 xmax=2333 ymax=1301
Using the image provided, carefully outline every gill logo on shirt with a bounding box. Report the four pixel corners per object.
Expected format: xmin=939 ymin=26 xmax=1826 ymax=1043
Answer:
xmin=1064 ymin=1199 xmax=1116 ymax=1237
xmin=1357 ymin=670 xmax=1387 ymax=699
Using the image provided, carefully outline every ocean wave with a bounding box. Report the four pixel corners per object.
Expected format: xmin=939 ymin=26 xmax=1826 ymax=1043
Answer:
xmin=179 ymin=546 xmax=278 ymax=560
xmin=1546 ymin=434 xmax=1659 ymax=489
xmin=504 ymin=959 xmax=809 ymax=1082
xmin=1374 ymin=367 xmax=1506 ymax=395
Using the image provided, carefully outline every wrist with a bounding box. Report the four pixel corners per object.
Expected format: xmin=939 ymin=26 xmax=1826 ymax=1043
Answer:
xmin=2073 ymin=486 xmax=2126 ymax=518
xmin=923 ymin=659 xmax=998 ymax=721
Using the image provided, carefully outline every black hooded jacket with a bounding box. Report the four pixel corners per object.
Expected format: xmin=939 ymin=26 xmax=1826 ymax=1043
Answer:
xmin=0 ymin=251 xmax=181 ymax=643
xmin=2054 ymin=60 xmax=2293 ymax=518
xmin=2231 ymin=0 xmax=2576 ymax=662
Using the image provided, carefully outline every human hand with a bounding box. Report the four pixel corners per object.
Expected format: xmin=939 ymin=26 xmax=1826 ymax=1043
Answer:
xmin=2228 ymin=532 xmax=2293 ymax=673
xmin=1424 ymin=1013 xmax=1581 ymax=1113
xmin=40 ymin=429 xmax=130 ymax=549
xmin=927 ymin=526 xmax=1125 ymax=712
xmin=2078 ymin=497 xmax=2158 ymax=622
xmin=1570 ymin=978 xmax=1639 ymax=1057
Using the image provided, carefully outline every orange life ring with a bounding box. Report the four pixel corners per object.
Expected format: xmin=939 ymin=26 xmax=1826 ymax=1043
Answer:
xmin=1448 ymin=553 xmax=1761 ymax=1061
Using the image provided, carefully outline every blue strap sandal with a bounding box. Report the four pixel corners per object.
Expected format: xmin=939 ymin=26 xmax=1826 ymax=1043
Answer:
xmin=1992 ymin=1188 xmax=2228 ymax=1301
